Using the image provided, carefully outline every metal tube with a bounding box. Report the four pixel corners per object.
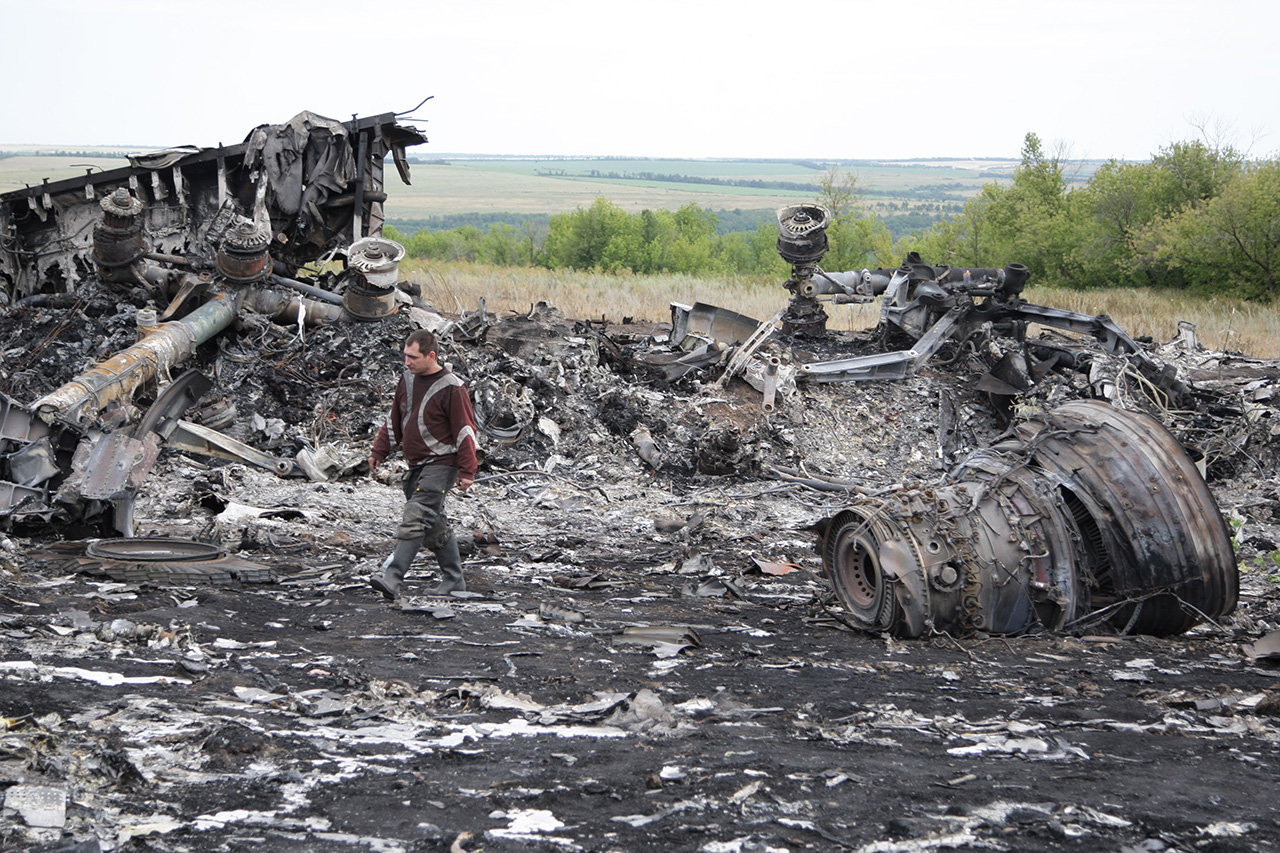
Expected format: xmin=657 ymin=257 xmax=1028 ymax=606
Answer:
xmin=144 ymin=252 xmax=192 ymax=267
xmin=240 ymin=288 xmax=348 ymax=325
xmin=269 ymin=273 xmax=345 ymax=306
xmin=32 ymin=291 xmax=238 ymax=424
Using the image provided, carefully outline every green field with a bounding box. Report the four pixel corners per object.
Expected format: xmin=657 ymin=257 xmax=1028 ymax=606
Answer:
xmin=392 ymin=156 xmax=1023 ymax=219
xmin=0 ymin=152 xmax=138 ymax=194
xmin=423 ymin=156 xmax=1018 ymax=192
xmin=1 ymin=148 xmax=1108 ymax=238
xmin=0 ymin=146 xmax=1028 ymax=215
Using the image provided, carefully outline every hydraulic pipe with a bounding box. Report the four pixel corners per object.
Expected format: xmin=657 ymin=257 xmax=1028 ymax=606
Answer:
xmin=32 ymin=291 xmax=238 ymax=424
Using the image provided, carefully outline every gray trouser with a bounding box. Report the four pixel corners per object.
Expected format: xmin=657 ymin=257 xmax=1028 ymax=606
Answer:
xmin=396 ymin=463 xmax=458 ymax=550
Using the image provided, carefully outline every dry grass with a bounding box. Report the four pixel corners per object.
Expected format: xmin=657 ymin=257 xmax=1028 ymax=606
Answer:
xmin=403 ymin=261 xmax=1280 ymax=358
xmin=1027 ymin=286 xmax=1280 ymax=357
xmin=404 ymin=261 xmax=793 ymax=325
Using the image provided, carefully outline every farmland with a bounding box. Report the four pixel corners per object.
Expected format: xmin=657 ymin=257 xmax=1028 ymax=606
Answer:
xmin=387 ymin=155 xmax=1015 ymax=225
xmin=0 ymin=151 xmax=134 ymax=194
xmin=0 ymin=146 xmax=1031 ymax=226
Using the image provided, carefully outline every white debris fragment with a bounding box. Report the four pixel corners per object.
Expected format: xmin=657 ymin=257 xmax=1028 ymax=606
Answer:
xmin=407 ymin=305 xmax=452 ymax=334
xmin=537 ymin=417 xmax=561 ymax=446
xmin=650 ymin=642 xmax=690 ymax=659
xmin=500 ymin=808 xmax=564 ymax=833
xmin=1111 ymin=670 xmax=1151 ymax=682
xmin=233 ymin=686 xmax=288 ymax=704
xmin=213 ymin=637 xmax=277 ymax=650
xmin=3 ymin=785 xmax=66 ymax=828
xmin=1200 ymin=821 xmax=1257 ymax=837
xmin=110 ymin=618 xmax=139 ymax=635
xmin=117 ymin=817 xmax=185 ymax=842
xmin=1005 ymin=720 xmax=1045 ymax=735
xmin=476 ymin=687 xmax=546 ymax=713
xmin=456 ymin=718 xmax=628 ymax=740
xmin=487 ymin=808 xmax=579 ymax=847
xmin=612 ymin=798 xmax=706 ymax=828
xmin=215 ymin=500 xmax=318 ymax=525
xmin=192 ymin=809 xmax=332 ymax=832
xmin=701 ymin=838 xmax=789 ymax=853
xmin=252 ymin=413 xmax=286 ymax=440
xmin=1067 ymin=805 xmax=1132 ymax=828
xmin=674 ymin=697 xmax=716 ymax=716
xmin=947 ymin=734 xmax=1050 ymax=756
xmin=0 ymin=661 xmax=190 ymax=687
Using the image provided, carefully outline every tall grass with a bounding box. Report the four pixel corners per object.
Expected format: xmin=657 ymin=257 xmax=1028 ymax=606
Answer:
xmin=1028 ymin=286 xmax=1280 ymax=357
xmin=402 ymin=261 xmax=1279 ymax=358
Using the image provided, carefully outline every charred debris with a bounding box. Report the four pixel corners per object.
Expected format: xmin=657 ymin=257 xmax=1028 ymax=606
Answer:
xmin=0 ymin=116 xmax=1274 ymax=642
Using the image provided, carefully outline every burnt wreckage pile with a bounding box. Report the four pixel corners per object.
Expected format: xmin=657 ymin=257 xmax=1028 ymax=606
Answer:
xmin=0 ymin=110 xmax=425 ymax=537
xmin=1 ymin=112 xmax=1279 ymax=852
xmin=0 ymin=123 xmax=1270 ymax=643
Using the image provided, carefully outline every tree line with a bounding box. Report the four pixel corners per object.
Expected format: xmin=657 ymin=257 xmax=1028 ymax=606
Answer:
xmin=386 ymin=133 xmax=1280 ymax=300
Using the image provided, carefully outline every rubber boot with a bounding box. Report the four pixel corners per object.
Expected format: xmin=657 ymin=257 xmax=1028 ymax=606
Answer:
xmin=370 ymin=538 xmax=420 ymax=600
xmin=429 ymin=531 xmax=466 ymax=595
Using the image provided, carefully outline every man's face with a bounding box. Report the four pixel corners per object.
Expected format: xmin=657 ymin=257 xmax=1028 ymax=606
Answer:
xmin=403 ymin=342 xmax=438 ymax=376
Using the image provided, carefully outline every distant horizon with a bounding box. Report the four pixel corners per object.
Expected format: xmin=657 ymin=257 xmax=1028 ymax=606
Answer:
xmin=0 ymin=144 xmax=1122 ymax=166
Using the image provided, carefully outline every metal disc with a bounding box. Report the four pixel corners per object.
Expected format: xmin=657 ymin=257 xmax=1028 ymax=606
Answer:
xmin=86 ymin=537 xmax=223 ymax=562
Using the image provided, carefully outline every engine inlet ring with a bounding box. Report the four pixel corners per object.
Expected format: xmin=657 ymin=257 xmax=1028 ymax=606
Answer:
xmin=823 ymin=509 xmax=896 ymax=631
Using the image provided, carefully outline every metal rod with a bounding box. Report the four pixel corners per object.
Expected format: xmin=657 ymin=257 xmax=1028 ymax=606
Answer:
xmin=268 ymin=273 xmax=345 ymax=306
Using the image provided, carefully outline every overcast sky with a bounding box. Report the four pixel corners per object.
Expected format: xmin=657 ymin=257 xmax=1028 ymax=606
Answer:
xmin=4 ymin=0 xmax=1277 ymax=162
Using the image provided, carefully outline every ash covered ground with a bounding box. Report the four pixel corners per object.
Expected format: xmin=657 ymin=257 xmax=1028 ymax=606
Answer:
xmin=1 ymin=284 xmax=1279 ymax=853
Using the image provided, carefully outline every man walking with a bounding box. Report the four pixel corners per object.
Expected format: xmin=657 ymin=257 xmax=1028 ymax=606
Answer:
xmin=368 ymin=329 xmax=478 ymax=598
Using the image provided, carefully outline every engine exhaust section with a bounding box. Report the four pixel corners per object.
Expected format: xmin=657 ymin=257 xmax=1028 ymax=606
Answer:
xmin=817 ymin=400 xmax=1237 ymax=637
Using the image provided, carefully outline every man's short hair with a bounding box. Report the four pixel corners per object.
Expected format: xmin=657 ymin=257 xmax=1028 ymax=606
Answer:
xmin=406 ymin=329 xmax=437 ymax=355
